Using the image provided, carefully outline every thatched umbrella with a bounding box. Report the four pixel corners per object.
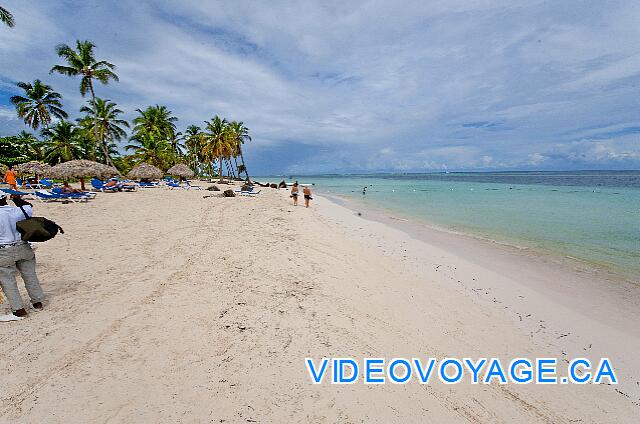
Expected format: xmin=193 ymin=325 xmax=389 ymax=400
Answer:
xmin=127 ymin=163 xmax=163 ymax=181
xmin=14 ymin=161 xmax=52 ymax=178
xmin=50 ymin=159 xmax=116 ymax=190
xmin=167 ymin=164 xmax=194 ymax=179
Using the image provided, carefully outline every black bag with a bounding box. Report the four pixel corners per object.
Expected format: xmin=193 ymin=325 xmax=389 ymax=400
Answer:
xmin=15 ymin=205 xmax=64 ymax=242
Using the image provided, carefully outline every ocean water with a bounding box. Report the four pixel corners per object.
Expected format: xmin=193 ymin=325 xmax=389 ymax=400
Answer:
xmin=274 ymin=171 xmax=640 ymax=279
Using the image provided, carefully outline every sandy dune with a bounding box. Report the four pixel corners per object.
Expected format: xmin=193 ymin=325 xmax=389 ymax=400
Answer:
xmin=0 ymin=185 xmax=638 ymax=423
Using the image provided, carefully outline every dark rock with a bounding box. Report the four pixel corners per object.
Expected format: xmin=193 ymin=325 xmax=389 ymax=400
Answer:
xmin=207 ymin=185 xmax=221 ymax=191
xmin=278 ymin=180 xmax=287 ymax=189
xmin=270 ymin=183 xmax=278 ymax=189
xmin=223 ymin=189 xmax=236 ymax=197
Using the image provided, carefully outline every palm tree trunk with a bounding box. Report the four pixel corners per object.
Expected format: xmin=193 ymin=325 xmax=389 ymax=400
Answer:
xmin=238 ymin=146 xmax=250 ymax=181
xmin=89 ymin=81 xmax=114 ymax=167
xmin=218 ymin=155 xmax=223 ymax=183
xmin=226 ymin=159 xmax=235 ymax=180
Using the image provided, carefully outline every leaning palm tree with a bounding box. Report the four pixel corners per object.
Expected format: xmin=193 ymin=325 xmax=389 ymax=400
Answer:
xmin=79 ymin=98 xmax=129 ymax=163
xmin=203 ymin=116 xmax=229 ymax=182
xmin=10 ymin=80 xmax=68 ymax=130
xmin=50 ymin=40 xmax=119 ymax=166
xmin=0 ymin=6 xmax=14 ymax=27
xmin=42 ymin=121 xmax=82 ymax=164
xmin=227 ymin=121 xmax=251 ymax=181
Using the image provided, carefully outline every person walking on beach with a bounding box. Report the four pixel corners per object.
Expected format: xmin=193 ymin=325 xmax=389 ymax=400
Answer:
xmin=0 ymin=193 xmax=44 ymax=318
xmin=4 ymin=166 xmax=17 ymax=190
xmin=303 ymin=185 xmax=313 ymax=208
xmin=290 ymin=182 xmax=299 ymax=206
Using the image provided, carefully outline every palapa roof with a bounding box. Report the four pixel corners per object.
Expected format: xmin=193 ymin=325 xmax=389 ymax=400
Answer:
xmin=14 ymin=161 xmax=52 ymax=175
xmin=50 ymin=159 xmax=117 ymax=179
xmin=167 ymin=164 xmax=195 ymax=178
xmin=127 ymin=163 xmax=163 ymax=180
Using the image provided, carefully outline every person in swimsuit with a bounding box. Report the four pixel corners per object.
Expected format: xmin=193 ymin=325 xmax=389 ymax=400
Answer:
xmin=290 ymin=182 xmax=299 ymax=206
xmin=303 ymin=185 xmax=312 ymax=208
xmin=61 ymin=181 xmax=83 ymax=194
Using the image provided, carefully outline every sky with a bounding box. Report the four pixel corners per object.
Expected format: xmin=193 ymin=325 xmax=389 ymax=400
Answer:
xmin=1 ymin=0 xmax=639 ymax=174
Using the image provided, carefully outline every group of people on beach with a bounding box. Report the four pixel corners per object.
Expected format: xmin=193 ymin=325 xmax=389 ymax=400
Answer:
xmin=290 ymin=182 xmax=313 ymax=207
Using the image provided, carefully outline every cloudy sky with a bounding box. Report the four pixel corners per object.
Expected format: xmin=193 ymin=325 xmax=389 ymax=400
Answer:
xmin=1 ymin=0 xmax=639 ymax=174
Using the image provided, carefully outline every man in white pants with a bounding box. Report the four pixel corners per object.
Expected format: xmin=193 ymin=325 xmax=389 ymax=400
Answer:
xmin=0 ymin=193 xmax=44 ymax=317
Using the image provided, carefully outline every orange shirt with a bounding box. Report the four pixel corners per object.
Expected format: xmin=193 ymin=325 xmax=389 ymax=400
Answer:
xmin=4 ymin=170 xmax=16 ymax=185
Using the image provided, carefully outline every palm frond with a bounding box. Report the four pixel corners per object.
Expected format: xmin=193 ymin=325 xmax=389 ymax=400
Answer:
xmin=0 ymin=6 xmax=15 ymax=27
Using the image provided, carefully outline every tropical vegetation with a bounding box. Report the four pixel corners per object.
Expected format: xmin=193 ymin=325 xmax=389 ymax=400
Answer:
xmin=1 ymin=39 xmax=253 ymax=180
xmin=10 ymin=80 xmax=68 ymax=129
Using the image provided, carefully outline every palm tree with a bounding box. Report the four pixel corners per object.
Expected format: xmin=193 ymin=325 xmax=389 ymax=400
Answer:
xmin=130 ymin=105 xmax=178 ymax=168
xmin=203 ymin=116 xmax=230 ymax=182
xmin=184 ymin=125 xmax=205 ymax=172
xmin=169 ymin=131 xmax=184 ymax=158
xmin=79 ymin=98 xmax=129 ymax=162
xmin=50 ymin=40 xmax=119 ymax=166
xmin=0 ymin=6 xmax=14 ymax=27
xmin=74 ymin=119 xmax=99 ymax=160
xmin=10 ymin=80 xmax=68 ymax=130
xmin=227 ymin=121 xmax=251 ymax=181
xmin=124 ymin=133 xmax=173 ymax=169
xmin=42 ymin=121 xmax=82 ymax=164
xmin=17 ymin=131 xmax=46 ymax=161
xmin=132 ymin=105 xmax=177 ymax=140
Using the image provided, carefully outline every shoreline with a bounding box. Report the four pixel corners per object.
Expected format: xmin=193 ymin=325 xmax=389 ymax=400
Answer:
xmin=319 ymin=190 xmax=640 ymax=284
xmin=313 ymin=192 xmax=640 ymax=397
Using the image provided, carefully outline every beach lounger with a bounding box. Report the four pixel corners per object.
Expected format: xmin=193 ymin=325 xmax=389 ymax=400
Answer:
xmin=1 ymin=188 xmax=31 ymax=196
xmin=23 ymin=182 xmax=44 ymax=190
xmin=138 ymin=181 xmax=159 ymax=188
xmin=118 ymin=182 xmax=137 ymax=191
xmin=238 ymin=189 xmax=261 ymax=196
xmin=185 ymin=182 xmax=203 ymax=190
xmin=34 ymin=190 xmax=88 ymax=202
xmin=167 ymin=182 xmax=183 ymax=189
xmin=39 ymin=179 xmax=54 ymax=188
xmin=91 ymin=179 xmax=119 ymax=192
xmin=51 ymin=187 xmax=96 ymax=199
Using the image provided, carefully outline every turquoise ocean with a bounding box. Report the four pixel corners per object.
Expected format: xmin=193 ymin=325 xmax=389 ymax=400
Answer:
xmin=264 ymin=171 xmax=640 ymax=279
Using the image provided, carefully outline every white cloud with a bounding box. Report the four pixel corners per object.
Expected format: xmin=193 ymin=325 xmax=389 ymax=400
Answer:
xmin=1 ymin=0 xmax=639 ymax=171
xmin=0 ymin=106 xmax=17 ymax=120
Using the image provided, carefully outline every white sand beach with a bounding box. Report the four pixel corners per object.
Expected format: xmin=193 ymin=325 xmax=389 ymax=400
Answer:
xmin=1 ymin=185 xmax=639 ymax=423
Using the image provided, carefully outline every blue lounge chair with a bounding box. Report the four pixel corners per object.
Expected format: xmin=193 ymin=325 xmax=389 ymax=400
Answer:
xmin=51 ymin=187 xmax=96 ymax=199
xmin=24 ymin=181 xmax=44 ymax=190
xmin=34 ymin=190 xmax=88 ymax=202
xmin=1 ymin=188 xmax=31 ymax=196
xmin=91 ymin=178 xmax=118 ymax=192
xmin=39 ymin=179 xmax=54 ymax=188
